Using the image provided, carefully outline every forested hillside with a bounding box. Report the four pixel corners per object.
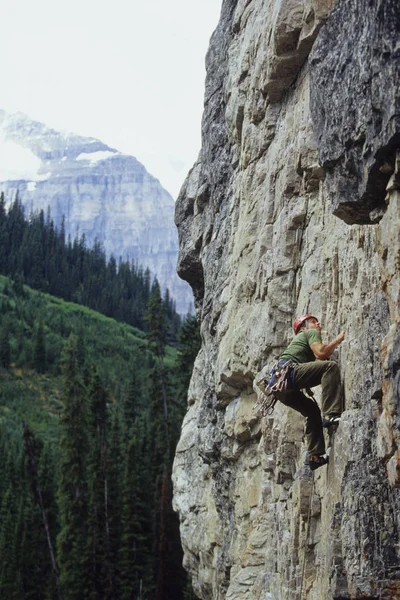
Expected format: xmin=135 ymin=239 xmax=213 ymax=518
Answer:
xmin=0 ymin=192 xmax=181 ymax=337
xmin=0 ymin=218 xmax=200 ymax=598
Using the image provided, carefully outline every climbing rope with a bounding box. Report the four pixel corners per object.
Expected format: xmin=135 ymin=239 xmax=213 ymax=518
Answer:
xmin=298 ymin=471 xmax=315 ymax=600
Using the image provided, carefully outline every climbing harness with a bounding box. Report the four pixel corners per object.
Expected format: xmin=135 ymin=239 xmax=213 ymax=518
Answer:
xmin=254 ymin=360 xmax=295 ymax=416
xmin=269 ymin=360 xmax=296 ymax=392
xmin=254 ymin=360 xmax=316 ymax=416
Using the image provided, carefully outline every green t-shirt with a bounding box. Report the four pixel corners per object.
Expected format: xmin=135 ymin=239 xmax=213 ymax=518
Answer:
xmin=280 ymin=329 xmax=322 ymax=364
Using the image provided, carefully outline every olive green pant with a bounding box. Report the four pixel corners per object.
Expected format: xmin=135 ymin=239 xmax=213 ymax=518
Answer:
xmin=275 ymin=360 xmax=342 ymax=457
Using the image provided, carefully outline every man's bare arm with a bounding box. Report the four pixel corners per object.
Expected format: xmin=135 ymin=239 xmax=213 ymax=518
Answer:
xmin=311 ymin=331 xmax=345 ymax=360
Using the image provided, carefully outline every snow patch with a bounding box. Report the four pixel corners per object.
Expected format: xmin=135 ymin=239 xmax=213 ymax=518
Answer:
xmin=27 ymin=182 xmax=37 ymax=192
xmin=0 ymin=138 xmax=49 ymax=182
xmin=76 ymin=150 xmax=118 ymax=164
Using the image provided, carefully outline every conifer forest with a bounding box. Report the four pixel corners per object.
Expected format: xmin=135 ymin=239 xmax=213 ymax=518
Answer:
xmin=0 ymin=193 xmax=201 ymax=600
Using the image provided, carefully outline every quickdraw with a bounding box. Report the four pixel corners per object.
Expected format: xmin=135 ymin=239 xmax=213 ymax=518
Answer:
xmin=254 ymin=393 xmax=277 ymax=417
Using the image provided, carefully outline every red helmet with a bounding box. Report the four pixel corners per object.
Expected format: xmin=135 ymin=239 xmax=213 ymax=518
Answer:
xmin=293 ymin=313 xmax=317 ymax=334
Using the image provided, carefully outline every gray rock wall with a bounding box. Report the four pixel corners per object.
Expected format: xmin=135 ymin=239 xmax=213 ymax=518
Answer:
xmin=173 ymin=0 xmax=400 ymax=598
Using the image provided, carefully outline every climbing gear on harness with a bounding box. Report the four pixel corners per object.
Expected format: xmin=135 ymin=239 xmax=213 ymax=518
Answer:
xmin=305 ymin=454 xmax=329 ymax=471
xmin=268 ymin=360 xmax=296 ymax=392
xmin=254 ymin=360 xmax=295 ymax=416
xmin=293 ymin=313 xmax=317 ymax=335
xmin=322 ymin=413 xmax=341 ymax=428
xmin=254 ymin=393 xmax=278 ymax=417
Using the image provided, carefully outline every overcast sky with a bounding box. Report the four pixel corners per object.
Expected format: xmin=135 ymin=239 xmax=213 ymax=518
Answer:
xmin=1 ymin=0 xmax=222 ymax=199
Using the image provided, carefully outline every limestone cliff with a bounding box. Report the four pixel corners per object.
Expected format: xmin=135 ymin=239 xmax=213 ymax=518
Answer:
xmin=173 ymin=1 xmax=400 ymax=598
xmin=0 ymin=110 xmax=192 ymax=314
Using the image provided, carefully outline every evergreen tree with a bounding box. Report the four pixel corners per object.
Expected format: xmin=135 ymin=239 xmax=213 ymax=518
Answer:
xmin=148 ymin=366 xmax=170 ymax=476
xmin=155 ymin=467 xmax=186 ymax=600
xmin=123 ymin=358 xmax=143 ymax=432
xmin=146 ymin=281 xmax=169 ymax=448
xmin=23 ymin=423 xmax=62 ymax=600
xmin=107 ymin=405 xmax=124 ymax=599
xmin=86 ymin=366 xmax=111 ymax=600
xmin=0 ymin=193 xmax=183 ymax=334
xmin=119 ymin=434 xmax=152 ymax=600
xmin=0 ymin=459 xmax=20 ymax=598
xmin=56 ymin=334 xmax=89 ymax=600
xmin=33 ymin=319 xmax=47 ymax=373
xmin=0 ymin=320 xmax=11 ymax=369
xmin=38 ymin=440 xmax=61 ymax=600
xmin=147 ymin=365 xmax=179 ymax=600
xmin=12 ymin=272 xmax=25 ymax=297
xmin=0 ymin=192 xmax=7 ymax=273
xmin=7 ymin=194 xmax=26 ymax=275
xmin=145 ymin=280 xmax=166 ymax=359
xmin=0 ymin=200 xmax=196 ymax=600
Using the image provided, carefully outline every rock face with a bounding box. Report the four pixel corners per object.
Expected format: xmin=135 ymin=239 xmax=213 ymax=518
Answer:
xmin=173 ymin=1 xmax=400 ymax=598
xmin=0 ymin=110 xmax=192 ymax=314
xmin=310 ymin=0 xmax=400 ymax=224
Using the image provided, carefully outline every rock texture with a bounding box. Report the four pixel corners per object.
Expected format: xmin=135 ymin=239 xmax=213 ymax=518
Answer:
xmin=310 ymin=0 xmax=400 ymax=224
xmin=173 ymin=0 xmax=400 ymax=598
xmin=0 ymin=110 xmax=192 ymax=314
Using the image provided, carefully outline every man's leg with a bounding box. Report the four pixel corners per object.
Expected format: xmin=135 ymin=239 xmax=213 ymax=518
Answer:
xmin=276 ymin=390 xmax=325 ymax=457
xmin=294 ymin=360 xmax=342 ymax=417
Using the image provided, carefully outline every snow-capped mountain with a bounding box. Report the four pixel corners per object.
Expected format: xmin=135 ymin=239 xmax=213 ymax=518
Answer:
xmin=0 ymin=109 xmax=192 ymax=314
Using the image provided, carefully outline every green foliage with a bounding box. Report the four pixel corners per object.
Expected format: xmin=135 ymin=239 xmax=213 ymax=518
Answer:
xmin=119 ymin=434 xmax=152 ymax=599
xmin=0 ymin=267 xmax=199 ymax=598
xmin=85 ymin=366 xmax=112 ymax=599
xmin=0 ymin=318 xmax=11 ymax=369
xmin=0 ymin=196 xmax=181 ymax=337
xmin=57 ymin=335 xmax=90 ymax=599
xmin=146 ymin=279 xmax=167 ymax=359
xmin=33 ymin=319 xmax=47 ymax=373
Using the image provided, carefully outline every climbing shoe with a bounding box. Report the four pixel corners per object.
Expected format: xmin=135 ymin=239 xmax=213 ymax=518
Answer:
xmin=322 ymin=414 xmax=341 ymax=428
xmin=306 ymin=455 xmax=329 ymax=471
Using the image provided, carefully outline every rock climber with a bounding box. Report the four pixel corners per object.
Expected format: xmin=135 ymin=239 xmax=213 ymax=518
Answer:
xmin=274 ymin=314 xmax=345 ymax=471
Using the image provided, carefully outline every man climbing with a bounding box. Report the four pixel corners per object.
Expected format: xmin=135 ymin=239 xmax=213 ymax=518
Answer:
xmin=274 ymin=314 xmax=345 ymax=471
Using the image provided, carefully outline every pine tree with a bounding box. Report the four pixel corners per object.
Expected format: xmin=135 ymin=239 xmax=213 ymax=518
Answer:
xmin=148 ymin=367 xmax=172 ymax=599
xmin=0 ymin=320 xmax=11 ymax=369
xmin=119 ymin=434 xmax=151 ymax=600
xmin=0 ymin=431 xmax=27 ymax=599
xmin=57 ymin=334 xmax=89 ymax=600
xmin=23 ymin=423 xmax=62 ymax=600
xmin=123 ymin=359 xmax=143 ymax=432
xmin=148 ymin=366 xmax=170 ymax=477
xmin=33 ymin=319 xmax=47 ymax=373
xmin=38 ymin=439 xmax=61 ymax=599
xmin=86 ymin=366 xmax=111 ymax=600
xmin=0 ymin=193 xmax=183 ymax=332
xmin=146 ymin=281 xmax=169 ymax=447
xmin=0 ymin=192 xmax=7 ymax=273
xmin=145 ymin=280 xmax=166 ymax=359
xmin=0 ymin=464 xmax=19 ymax=597
xmin=7 ymin=193 xmax=26 ymax=275
xmin=107 ymin=405 xmax=124 ymax=599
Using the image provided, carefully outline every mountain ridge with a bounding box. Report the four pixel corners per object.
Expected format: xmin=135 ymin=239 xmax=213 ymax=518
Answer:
xmin=0 ymin=109 xmax=192 ymax=314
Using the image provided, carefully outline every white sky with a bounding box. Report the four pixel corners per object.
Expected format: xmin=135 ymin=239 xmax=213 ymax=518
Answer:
xmin=0 ymin=0 xmax=222 ymax=199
